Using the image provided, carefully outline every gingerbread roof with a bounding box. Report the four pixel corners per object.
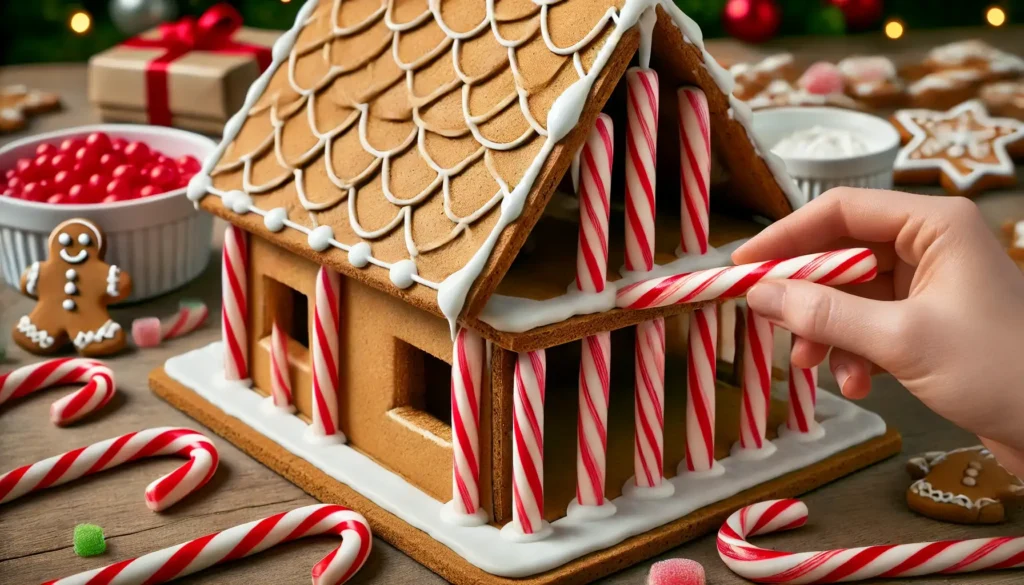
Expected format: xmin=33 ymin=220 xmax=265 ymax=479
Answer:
xmin=187 ymin=0 xmax=803 ymax=332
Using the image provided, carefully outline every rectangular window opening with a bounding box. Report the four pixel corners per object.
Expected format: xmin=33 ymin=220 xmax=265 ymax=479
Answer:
xmin=392 ymin=339 xmax=453 ymax=435
xmin=262 ymin=276 xmax=310 ymax=348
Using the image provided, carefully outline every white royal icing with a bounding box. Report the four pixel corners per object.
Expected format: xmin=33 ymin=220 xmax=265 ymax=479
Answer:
xmin=106 ymin=265 xmax=121 ymax=297
xmin=166 ymin=341 xmax=887 ymax=578
xmin=928 ymin=40 xmax=1024 ymax=74
xmin=264 ymin=207 xmax=288 ymax=232
xmin=73 ymin=320 xmax=122 ymax=350
xmin=1013 ymin=221 xmax=1024 ymax=248
xmin=25 ymin=261 xmax=40 ymax=296
xmin=16 ymin=315 xmax=54 ymax=349
xmin=908 ymin=69 xmax=985 ymax=96
xmin=771 ymin=126 xmax=872 ymax=159
xmin=62 ymin=299 xmax=77 ymax=311
xmin=894 ymin=100 xmax=1024 ymax=191
xmin=64 ymin=282 xmax=77 ymax=295
xmin=185 ymin=0 xmax=805 ymax=337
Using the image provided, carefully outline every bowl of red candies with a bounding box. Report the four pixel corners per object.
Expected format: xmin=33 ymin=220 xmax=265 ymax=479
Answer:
xmin=0 ymin=124 xmax=217 ymax=301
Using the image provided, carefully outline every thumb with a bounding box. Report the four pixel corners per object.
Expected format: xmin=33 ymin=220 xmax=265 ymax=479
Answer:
xmin=746 ymin=280 xmax=903 ymax=367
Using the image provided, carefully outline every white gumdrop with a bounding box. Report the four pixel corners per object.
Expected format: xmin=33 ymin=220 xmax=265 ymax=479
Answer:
xmin=264 ymin=207 xmax=288 ymax=232
xmin=348 ymin=242 xmax=371 ymax=268
xmin=186 ymin=174 xmax=211 ymax=202
xmin=389 ymin=259 xmax=418 ymax=289
xmin=308 ymin=225 xmax=334 ymax=252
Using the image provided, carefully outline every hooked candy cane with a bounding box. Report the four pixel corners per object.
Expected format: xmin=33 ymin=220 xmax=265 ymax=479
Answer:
xmin=617 ymin=248 xmax=878 ymax=310
xmin=718 ymin=498 xmax=1024 ymax=583
xmin=0 ymin=358 xmax=115 ymax=425
xmin=43 ymin=504 xmax=372 ymax=585
xmin=0 ymin=427 xmax=218 ymax=512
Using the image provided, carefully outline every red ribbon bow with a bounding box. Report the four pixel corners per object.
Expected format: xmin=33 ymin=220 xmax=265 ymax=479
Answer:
xmin=121 ymin=3 xmax=272 ymax=127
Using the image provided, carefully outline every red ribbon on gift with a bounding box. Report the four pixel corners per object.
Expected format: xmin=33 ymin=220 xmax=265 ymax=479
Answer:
xmin=121 ymin=3 xmax=272 ymax=127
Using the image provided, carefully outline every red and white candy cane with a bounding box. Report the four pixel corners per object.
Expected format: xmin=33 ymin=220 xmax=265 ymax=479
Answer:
xmin=0 ymin=427 xmax=218 ymax=512
xmin=222 ymin=224 xmax=249 ymax=381
xmin=617 ymin=248 xmax=878 ymax=310
xmin=575 ymin=331 xmax=612 ymax=509
xmin=631 ymin=317 xmax=673 ymax=495
xmin=575 ymin=112 xmax=613 ymax=293
xmin=685 ymin=304 xmax=718 ymax=473
xmin=624 ymin=67 xmax=659 ymax=273
xmin=506 ymin=349 xmax=548 ymax=539
xmin=269 ymin=320 xmax=295 ymax=411
xmin=0 ymin=358 xmax=115 ymax=426
xmin=132 ymin=300 xmax=210 ymax=348
xmin=447 ymin=327 xmax=486 ymax=522
xmin=44 ymin=504 xmax=371 ymax=585
xmin=718 ymin=498 xmax=1024 ymax=583
xmin=738 ymin=305 xmax=774 ymax=451
xmin=787 ymin=335 xmax=820 ymax=436
xmin=678 ymin=86 xmax=711 ymax=256
xmin=310 ymin=266 xmax=342 ymax=441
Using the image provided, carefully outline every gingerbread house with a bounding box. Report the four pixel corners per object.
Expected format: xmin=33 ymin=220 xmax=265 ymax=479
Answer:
xmin=153 ymin=0 xmax=901 ymax=582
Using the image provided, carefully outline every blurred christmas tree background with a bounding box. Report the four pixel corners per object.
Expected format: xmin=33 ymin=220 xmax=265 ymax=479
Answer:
xmin=1 ymin=0 xmax=1021 ymax=65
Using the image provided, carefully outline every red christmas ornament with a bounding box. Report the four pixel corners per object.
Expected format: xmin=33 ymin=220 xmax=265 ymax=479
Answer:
xmin=829 ymin=0 xmax=883 ymax=30
xmin=723 ymin=0 xmax=782 ymax=43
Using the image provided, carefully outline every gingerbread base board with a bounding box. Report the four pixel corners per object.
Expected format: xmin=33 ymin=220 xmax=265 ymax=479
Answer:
xmin=150 ymin=365 xmax=901 ymax=585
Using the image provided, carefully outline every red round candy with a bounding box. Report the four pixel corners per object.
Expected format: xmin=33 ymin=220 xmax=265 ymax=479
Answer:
xmin=75 ymin=146 xmax=99 ymax=168
xmin=7 ymin=176 xmax=22 ymax=191
xmin=33 ymin=154 xmax=51 ymax=173
xmin=148 ymin=164 xmax=178 ymax=187
xmin=71 ymin=162 xmax=88 ymax=177
xmin=35 ymin=143 xmax=56 ymax=157
xmin=53 ymin=170 xmax=74 ymax=190
xmin=87 ymin=173 xmax=106 ymax=192
xmin=111 ymin=137 xmax=128 ymax=152
xmin=138 ymin=184 xmax=160 ymax=198
xmin=21 ymin=182 xmax=45 ymax=201
xmin=85 ymin=132 xmax=112 ymax=153
xmin=47 ymin=193 xmax=67 ymax=205
xmin=123 ymin=141 xmax=151 ymax=165
xmin=98 ymin=152 xmax=122 ymax=172
xmin=59 ymin=138 xmax=83 ymax=154
xmin=68 ymin=183 xmax=91 ymax=203
xmin=50 ymin=152 xmax=73 ymax=172
xmin=4 ymin=169 xmax=14 ymax=180
xmin=111 ymin=163 xmax=138 ymax=182
xmin=105 ymin=178 xmax=131 ymax=198
xmin=176 ymin=155 xmax=202 ymax=174
xmin=15 ymin=157 xmax=34 ymax=177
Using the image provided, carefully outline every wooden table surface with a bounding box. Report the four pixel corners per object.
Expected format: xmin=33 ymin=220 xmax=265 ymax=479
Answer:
xmin=3 ymin=26 xmax=1024 ymax=585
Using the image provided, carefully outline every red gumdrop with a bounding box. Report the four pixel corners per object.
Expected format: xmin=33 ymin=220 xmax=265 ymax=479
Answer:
xmin=798 ymin=61 xmax=846 ymax=95
xmin=123 ymin=141 xmax=151 ymax=165
xmin=138 ymin=184 xmax=160 ymax=199
xmin=47 ymin=193 xmax=67 ymax=205
xmin=148 ymin=164 xmax=178 ymax=188
xmin=35 ymin=142 xmax=56 ymax=157
xmin=75 ymin=146 xmax=99 ymax=168
xmin=98 ymin=152 xmax=122 ymax=172
xmin=59 ymin=138 xmax=83 ymax=154
xmin=15 ymin=157 xmax=34 ymax=178
xmin=85 ymin=132 xmax=112 ymax=153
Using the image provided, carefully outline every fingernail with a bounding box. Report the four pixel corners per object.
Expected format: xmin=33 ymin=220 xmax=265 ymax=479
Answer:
xmin=746 ymin=282 xmax=786 ymax=320
xmin=834 ymin=365 xmax=851 ymax=394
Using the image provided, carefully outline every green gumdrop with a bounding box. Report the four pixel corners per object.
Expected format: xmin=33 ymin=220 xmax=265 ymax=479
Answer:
xmin=73 ymin=524 xmax=106 ymax=557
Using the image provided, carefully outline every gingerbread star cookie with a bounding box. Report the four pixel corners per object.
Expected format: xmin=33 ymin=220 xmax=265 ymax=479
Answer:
xmin=12 ymin=219 xmax=132 ymax=357
xmin=0 ymin=84 xmax=62 ymax=133
xmin=981 ymin=80 xmax=1024 ymax=120
xmin=907 ymin=446 xmax=1023 ymax=524
xmin=891 ymin=100 xmax=1024 ymax=197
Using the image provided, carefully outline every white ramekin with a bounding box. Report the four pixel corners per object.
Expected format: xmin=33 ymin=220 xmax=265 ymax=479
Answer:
xmin=751 ymin=107 xmax=901 ymax=204
xmin=0 ymin=124 xmax=216 ymax=302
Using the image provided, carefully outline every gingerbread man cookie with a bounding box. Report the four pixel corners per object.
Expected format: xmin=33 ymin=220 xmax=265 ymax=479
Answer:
xmin=907 ymin=446 xmax=1023 ymax=524
xmin=891 ymin=100 xmax=1024 ymax=197
xmin=12 ymin=219 xmax=132 ymax=357
xmin=0 ymin=85 xmax=61 ymax=133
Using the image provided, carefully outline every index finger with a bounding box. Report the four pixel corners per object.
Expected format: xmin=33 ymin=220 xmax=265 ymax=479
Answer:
xmin=732 ymin=188 xmax=934 ymax=265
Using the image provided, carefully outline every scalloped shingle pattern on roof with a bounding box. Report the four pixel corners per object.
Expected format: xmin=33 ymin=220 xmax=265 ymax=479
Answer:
xmin=208 ymin=0 xmax=626 ymax=287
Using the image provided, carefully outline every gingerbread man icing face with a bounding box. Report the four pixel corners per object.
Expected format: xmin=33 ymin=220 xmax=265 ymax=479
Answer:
xmin=12 ymin=219 xmax=132 ymax=357
xmin=906 ymin=446 xmax=1024 ymax=524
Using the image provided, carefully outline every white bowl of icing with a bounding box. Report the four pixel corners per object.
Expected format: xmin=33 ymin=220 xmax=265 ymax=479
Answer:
xmin=752 ymin=107 xmax=900 ymax=203
xmin=0 ymin=124 xmax=217 ymax=302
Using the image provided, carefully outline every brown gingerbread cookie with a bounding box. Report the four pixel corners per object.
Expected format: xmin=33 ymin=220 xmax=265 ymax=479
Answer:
xmin=1001 ymin=220 xmax=1024 ymax=270
xmin=730 ymin=53 xmax=798 ymax=100
xmin=906 ymin=446 xmax=1024 ymax=524
xmin=0 ymin=84 xmax=62 ymax=133
xmin=837 ymin=55 xmax=906 ymax=109
xmin=12 ymin=219 xmax=132 ymax=357
xmin=981 ymin=80 xmax=1024 ymax=120
xmin=891 ymin=100 xmax=1024 ymax=197
xmin=745 ymin=79 xmax=864 ymax=111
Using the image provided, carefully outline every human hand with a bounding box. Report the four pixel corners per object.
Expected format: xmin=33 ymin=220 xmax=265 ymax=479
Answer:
xmin=733 ymin=188 xmax=1024 ymax=471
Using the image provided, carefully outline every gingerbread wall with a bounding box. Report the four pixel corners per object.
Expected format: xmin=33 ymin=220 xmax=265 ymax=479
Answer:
xmin=247 ymin=238 xmax=493 ymax=510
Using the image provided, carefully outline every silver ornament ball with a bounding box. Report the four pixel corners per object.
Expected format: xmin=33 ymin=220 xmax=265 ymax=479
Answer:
xmin=110 ymin=0 xmax=178 ymax=36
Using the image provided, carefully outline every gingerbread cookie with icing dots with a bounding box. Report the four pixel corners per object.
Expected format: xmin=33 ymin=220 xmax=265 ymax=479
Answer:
xmin=891 ymin=100 xmax=1024 ymax=197
xmin=730 ymin=53 xmax=799 ymax=101
xmin=907 ymin=446 xmax=1024 ymax=524
xmin=981 ymin=80 xmax=1024 ymax=120
xmin=0 ymin=85 xmax=61 ymax=133
xmin=12 ymin=219 xmax=132 ymax=357
xmin=837 ymin=55 xmax=905 ymax=109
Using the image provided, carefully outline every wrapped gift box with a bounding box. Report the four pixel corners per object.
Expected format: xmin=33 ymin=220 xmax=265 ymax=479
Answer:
xmin=88 ymin=6 xmax=278 ymax=135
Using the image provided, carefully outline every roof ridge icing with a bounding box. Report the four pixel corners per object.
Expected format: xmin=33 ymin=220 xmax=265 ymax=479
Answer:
xmin=186 ymin=0 xmax=803 ymax=337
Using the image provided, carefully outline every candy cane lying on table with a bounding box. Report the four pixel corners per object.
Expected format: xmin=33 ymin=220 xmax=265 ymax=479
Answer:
xmin=0 ymin=358 xmax=115 ymax=425
xmin=617 ymin=248 xmax=878 ymax=310
xmin=44 ymin=504 xmax=372 ymax=585
xmin=718 ymin=499 xmax=1024 ymax=584
xmin=0 ymin=427 xmax=218 ymax=512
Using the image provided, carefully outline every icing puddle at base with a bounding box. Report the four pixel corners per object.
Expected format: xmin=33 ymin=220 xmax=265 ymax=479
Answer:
xmin=166 ymin=342 xmax=887 ymax=578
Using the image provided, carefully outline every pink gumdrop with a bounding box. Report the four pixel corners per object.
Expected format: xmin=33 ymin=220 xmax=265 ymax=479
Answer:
xmin=132 ymin=317 xmax=163 ymax=348
xmin=647 ymin=559 xmax=705 ymax=585
xmin=798 ymin=61 xmax=846 ymax=95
